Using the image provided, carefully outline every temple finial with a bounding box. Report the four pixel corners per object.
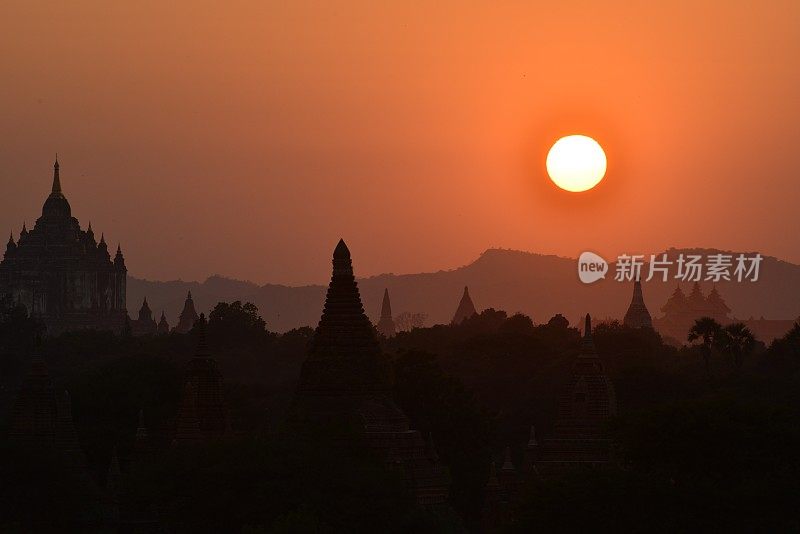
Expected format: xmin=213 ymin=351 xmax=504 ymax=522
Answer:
xmin=332 ymin=239 xmax=353 ymax=277
xmin=52 ymin=155 xmax=61 ymax=194
xmin=333 ymin=238 xmax=350 ymax=259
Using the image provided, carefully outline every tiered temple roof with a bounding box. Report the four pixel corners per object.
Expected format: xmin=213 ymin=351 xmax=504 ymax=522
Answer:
xmin=376 ymin=288 xmax=396 ymax=338
xmin=655 ymin=283 xmax=734 ymax=342
xmin=661 ymin=285 xmax=689 ymax=316
xmin=687 ymin=282 xmax=710 ymax=315
xmin=706 ymin=286 xmax=731 ymax=317
xmin=451 ymin=286 xmax=477 ymax=324
xmin=294 ymin=239 xmax=387 ymax=420
xmin=623 ymin=280 xmax=653 ymax=329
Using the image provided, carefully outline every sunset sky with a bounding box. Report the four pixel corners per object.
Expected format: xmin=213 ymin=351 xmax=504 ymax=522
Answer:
xmin=2 ymin=1 xmax=799 ymax=285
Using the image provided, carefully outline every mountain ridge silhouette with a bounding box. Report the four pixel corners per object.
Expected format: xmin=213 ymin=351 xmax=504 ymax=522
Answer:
xmin=128 ymin=247 xmax=800 ymax=333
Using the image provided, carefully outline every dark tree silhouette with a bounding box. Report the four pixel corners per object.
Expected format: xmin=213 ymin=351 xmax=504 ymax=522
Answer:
xmin=719 ymin=322 xmax=757 ymax=369
xmin=207 ymin=301 xmax=269 ymax=346
xmin=687 ymin=317 xmax=723 ymax=376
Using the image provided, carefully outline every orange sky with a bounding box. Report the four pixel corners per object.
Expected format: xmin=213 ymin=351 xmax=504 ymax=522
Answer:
xmin=2 ymin=1 xmax=799 ymax=284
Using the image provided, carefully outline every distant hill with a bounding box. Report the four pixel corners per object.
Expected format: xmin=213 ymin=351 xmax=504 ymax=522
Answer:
xmin=128 ymin=248 xmax=800 ymax=333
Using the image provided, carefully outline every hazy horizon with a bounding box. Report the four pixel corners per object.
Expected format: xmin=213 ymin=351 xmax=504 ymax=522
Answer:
xmin=3 ymin=2 xmax=800 ymax=285
xmin=128 ymin=245 xmax=776 ymax=287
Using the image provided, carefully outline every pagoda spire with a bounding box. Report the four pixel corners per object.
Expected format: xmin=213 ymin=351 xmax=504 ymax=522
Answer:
xmin=623 ymin=279 xmax=653 ymax=329
xmin=114 ymin=243 xmax=125 ymax=268
xmin=574 ymin=313 xmax=605 ymax=374
xmin=157 ymin=310 xmax=170 ymax=334
xmin=380 ymin=288 xmax=392 ymax=319
xmin=376 ymin=288 xmax=396 ymax=338
xmin=311 ymin=239 xmax=379 ymax=355
xmin=292 ymin=239 xmax=394 ymax=421
xmin=583 ymin=313 xmax=593 ymax=344
xmin=451 ymin=286 xmax=478 ymax=324
xmin=52 ymin=155 xmax=61 ymax=194
xmin=6 ymin=231 xmax=16 ymax=254
xmin=174 ymin=290 xmax=199 ymax=333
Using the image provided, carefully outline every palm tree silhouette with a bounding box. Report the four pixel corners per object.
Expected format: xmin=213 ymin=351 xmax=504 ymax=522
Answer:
xmin=688 ymin=317 xmax=723 ymax=376
xmin=720 ymin=322 xmax=756 ymax=370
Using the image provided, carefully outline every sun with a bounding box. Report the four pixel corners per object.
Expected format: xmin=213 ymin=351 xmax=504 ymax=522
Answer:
xmin=546 ymin=135 xmax=607 ymax=192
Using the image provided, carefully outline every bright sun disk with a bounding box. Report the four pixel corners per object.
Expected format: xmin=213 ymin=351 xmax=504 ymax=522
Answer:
xmin=546 ymin=135 xmax=607 ymax=192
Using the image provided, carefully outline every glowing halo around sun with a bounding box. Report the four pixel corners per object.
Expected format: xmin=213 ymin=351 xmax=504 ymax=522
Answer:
xmin=546 ymin=135 xmax=607 ymax=192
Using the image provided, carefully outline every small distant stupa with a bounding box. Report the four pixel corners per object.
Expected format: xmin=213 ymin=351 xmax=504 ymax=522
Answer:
xmin=451 ymin=286 xmax=477 ymax=324
xmin=173 ymin=291 xmax=199 ymax=334
xmin=130 ymin=297 xmax=157 ymax=336
xmin=157 ymin=311 xmax=170 ymax=334
xmin=623 ymin=280 xmax=653 ymax=329
xmin=376 ymin=288 xmax=396 ymax=338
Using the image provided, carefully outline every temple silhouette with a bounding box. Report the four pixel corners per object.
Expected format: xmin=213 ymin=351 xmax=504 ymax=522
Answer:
xmin=652 ymin=281 xmax=795 ymax=343
xmin=291 ymin=239 xmax=449 ymax=507
xmin=623 ymin=279 xmax=653 ymax=329
xmin=0 ymin=158 xmax=127 ymax=334
xmin=130 ymin=297 xmax=157 ymax=336
xmin=9 ymin=356 xmax=109 ymax=524
xmin=481 ymin=313 xmax=619 ymax=527
xmin=174 ymin=291 xmax=199 ymax=333
xmin=375 ymin=288 xmax=396 ymax=337
xmin=451 ymin=285 xmax=478 ymax=324
xmin=172 ymin=315 xmax=230 ymax=444
xmin=533 ymin=314 xmax=617 ymax=472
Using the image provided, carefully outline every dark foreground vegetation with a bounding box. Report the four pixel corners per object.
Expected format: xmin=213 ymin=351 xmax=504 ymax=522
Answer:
xmin=1 ymin=300 xmax=799 ymax=532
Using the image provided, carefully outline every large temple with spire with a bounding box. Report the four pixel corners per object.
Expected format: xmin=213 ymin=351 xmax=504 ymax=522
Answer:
xmin=291 ymin=239 xmax=449 ymax=507
xmin=0 ymin=158 xmax=128 ymax=334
